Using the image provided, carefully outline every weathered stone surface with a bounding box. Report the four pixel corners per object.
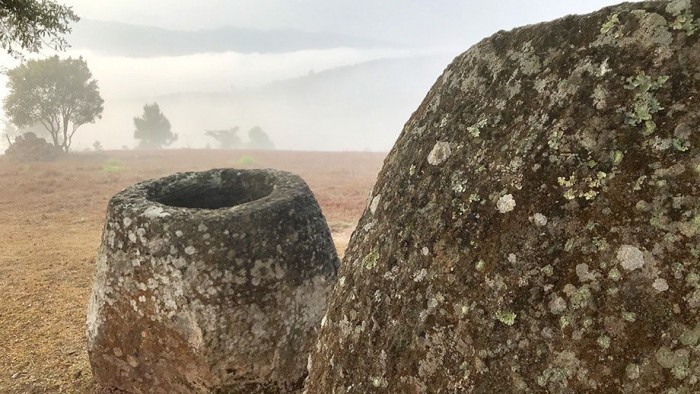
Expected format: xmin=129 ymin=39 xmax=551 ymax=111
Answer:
xmin=87 ymin=168 xmax=338 ymax=393
xmin=4 ymin=132 xmax=61 ymax=161
xmin=306 ymin=1 xmax=700 ymax=392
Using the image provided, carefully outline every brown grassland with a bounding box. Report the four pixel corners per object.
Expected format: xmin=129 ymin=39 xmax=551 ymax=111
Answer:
xmin=0 ymin=149 xmax=385 ymax=393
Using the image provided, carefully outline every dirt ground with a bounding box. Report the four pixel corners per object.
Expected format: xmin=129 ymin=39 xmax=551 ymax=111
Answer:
xmin=0 ymin=149 xmax=385 ymax=393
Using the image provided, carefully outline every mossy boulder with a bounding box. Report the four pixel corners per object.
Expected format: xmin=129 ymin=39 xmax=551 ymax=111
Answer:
xmin=306 ymin=1 xmax=700 ymax=392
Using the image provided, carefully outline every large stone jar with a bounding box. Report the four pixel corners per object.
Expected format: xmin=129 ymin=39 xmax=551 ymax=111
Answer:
xmin=87 ymin=168 xmax=338 ymax=393
xmin=306 ymin=1 xmax=700 ymax=392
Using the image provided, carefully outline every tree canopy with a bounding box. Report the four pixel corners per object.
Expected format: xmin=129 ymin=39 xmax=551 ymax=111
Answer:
xmin=247 ymin=126 xmax=275 ymax=150
xmin=205 ymin=127 xmax=241 ymax=149
xmin=3 ymin=55 xmax=104 ymax=151
xmin=133 ymin=102 xmax=177 ymax=149
xmin=0 ymin=0 xmax=79 ymax=57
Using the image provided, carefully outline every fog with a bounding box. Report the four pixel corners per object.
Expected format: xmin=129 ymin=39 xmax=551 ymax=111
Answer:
xmin=1 ymin=0 xmax=633 ymax=151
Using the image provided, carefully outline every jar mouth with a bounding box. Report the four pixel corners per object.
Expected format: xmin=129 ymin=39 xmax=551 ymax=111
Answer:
xmin=147 ymin=170 xmax=275 ymax=209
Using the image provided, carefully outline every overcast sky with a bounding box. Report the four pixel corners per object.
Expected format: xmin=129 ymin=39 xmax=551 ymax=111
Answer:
xmin=61 ymin=0 xmax=628 ymax=44
xmin=2 ymin=1 xmax=633 ymax=151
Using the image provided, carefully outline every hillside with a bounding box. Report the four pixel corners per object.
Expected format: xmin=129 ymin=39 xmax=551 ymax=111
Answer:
xmin=147 ymin=55 xmax=452 ymax=151
xmin=69 ymin=19 xmax=398 ymax=56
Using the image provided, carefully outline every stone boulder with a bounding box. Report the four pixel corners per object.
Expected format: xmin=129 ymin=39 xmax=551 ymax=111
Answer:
xmin=87 ymin=168 xmax=338 ymax=393
xmin=4 ymin=132 xmax=61 ymax=161
xmin=306 ymin=1 xmax=700 ymax=392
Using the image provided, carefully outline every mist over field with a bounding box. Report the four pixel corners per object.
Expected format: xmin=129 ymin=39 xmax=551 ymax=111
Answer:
xmin=1 ymin=0 xmax=631 ymax=151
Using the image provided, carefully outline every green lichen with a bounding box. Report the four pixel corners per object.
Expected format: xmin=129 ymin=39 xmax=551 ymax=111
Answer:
xmin=557 ymin=173 xmax=608 ymax=201
xmin=363 ymin=250 xmax=379 ymax=270
xmin=656 ymin=346 xmax=678 ymax=368
xmin=679 ymin=323 xmax=700 ymax=346
xmin=608 ymin=268 xmax=622 ymax=282
xmin=597 ymin=335 xmax=611 ymax=349
xmin=564 ymin=239 xmax=575 ymax=252
xmin=671 ymin=12 xmax=698 ymax=35
xmin=592 ymin=237 xmax=609 ymax=252
xmin=495 ymin=310 xmax=517 ymax=326
xmin=558 ymin=175 xmax=575 ymax=187
xmin=541 ymin=264 xmax=554 ymax=276
xmin=451 ymin=172 xmax=468 ymax=193
xmin=582 ymin=317 xmax=593 ymax=328
xmin=371 ymin=376 xmax=384 ymax=387
xmin=672 ymin=138 xmax=690 ymax=152
xmin=626 ymin=363 xmax=640 ymax=380
xmin=667 ymin=0 xmax=698 ymax=35
xmin=560 ymin=315 xmax=572 ymax=329
xmin=623 ymin=73 xmax=669 ymax=135
xmin=600 ymin=13 xmax=622 ymax=37
xmin=633 ymin=175 xmax=647 ymax=191
xmin=570 ymin=286 xmax=592 ymax=309
xmin=656 ymin=346 xmax=691 ymax=379
xmin=548 ymin=128 xmax=563 ymax=151
xmin=611 ymin=150 xmax=624 ymax=165
xmin=589 ymin=171 xmax=608 ymax=182
xmin=672 ymin=363 xmax=690 ymax=380
xmin=622 ymin=311 xmax=637 ymax=322
xmin=467 ymin=118 xmax=488 ymax=138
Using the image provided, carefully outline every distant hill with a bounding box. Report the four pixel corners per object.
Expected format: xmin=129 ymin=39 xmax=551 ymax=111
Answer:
xmin=74 ymin=54 xmax=452 ymax=151
xmin=150 ymin=55 xmax=452 ymax=151
xmin=69 ymin=19 xmax=400 ymax=57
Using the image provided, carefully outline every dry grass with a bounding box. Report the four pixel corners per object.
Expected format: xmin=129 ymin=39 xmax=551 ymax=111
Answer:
xmin=0 ymin=149 xmax=384 ymax=393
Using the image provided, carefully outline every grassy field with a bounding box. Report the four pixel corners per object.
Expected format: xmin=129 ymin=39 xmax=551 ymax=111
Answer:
xmin=0 ymin=149 xmax=385 ymax=393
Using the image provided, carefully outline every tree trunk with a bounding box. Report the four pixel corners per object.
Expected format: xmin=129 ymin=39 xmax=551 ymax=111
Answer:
xmin=62 ymin=115 xmax=70 ymax=152
xmin=4 ymin=134 xmax=11 ymax=147
xmin=48 ymin=126 xmax=59 ymax=147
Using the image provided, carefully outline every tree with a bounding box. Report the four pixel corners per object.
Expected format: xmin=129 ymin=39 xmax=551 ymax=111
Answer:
xmin=133 ymin=102 xmax=177 ymax=149
xmin=3 ymin=55 xmax=104 ymax=152
xmin=247 ymin=126 xmax=275 ymax=150
xmin=0 ymin=0 xmax=79 ymax=58
xmin=205 ymin=127 xmax=241 ymax=149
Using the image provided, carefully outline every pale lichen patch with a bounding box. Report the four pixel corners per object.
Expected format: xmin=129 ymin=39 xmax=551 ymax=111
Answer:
xmin=617 ymin=245 xmax=645 ymax=271
xmin=496 ymin=194 xmax=516 ymax=213
xmin=370 ymin=194 xmax=381 ymax=215
xmin=549 ymin=296 xmax=567 ymax=314
xmin=427 ymin=141 xmax=452 ymax=165
xmin=652 ymin=278 xmax=669 ymax=292
xmin=142 ymin=206 xmax=170 ymax=219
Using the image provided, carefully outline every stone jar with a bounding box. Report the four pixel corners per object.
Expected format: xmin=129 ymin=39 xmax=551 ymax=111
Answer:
xmin=306 ymin=1 xmax=700 ymax=392
xmin=87 ymin=168 xmax=338 ymax=393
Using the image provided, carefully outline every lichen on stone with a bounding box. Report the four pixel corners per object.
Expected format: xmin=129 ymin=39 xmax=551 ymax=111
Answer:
xmin=496 ymin=193 xmax=516 ymax=213
xmin=305 ymin=1 xmax=700 ymax=392
xmin=495 ymin=310 xmax=517 ymax=326
xmin=427 ymin=141 xmax=452 ymax=165
xmin=623 ymin=72 xmax=669 ymax=135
